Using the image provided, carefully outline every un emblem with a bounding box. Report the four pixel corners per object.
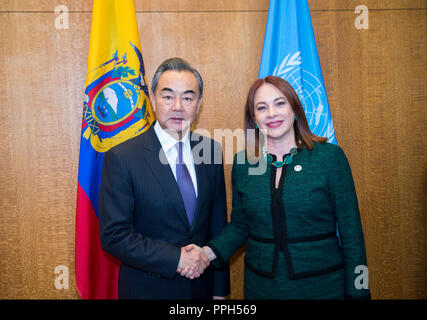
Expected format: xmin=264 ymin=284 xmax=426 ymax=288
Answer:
xmin=273 ymin=51 xmax=336 ymax=143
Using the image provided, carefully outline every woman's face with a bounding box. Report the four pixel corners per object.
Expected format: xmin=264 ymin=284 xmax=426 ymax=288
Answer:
xmin=253 ymin=83 xmax=295 ymax=142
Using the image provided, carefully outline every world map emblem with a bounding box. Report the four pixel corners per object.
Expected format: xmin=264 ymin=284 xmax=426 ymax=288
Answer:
xmin=273 ymin=51 xmax=336 ymax=143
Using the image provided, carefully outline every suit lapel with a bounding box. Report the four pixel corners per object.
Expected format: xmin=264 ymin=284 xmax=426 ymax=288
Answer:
xmin=140 ymin=126 xmax=191 ymax=229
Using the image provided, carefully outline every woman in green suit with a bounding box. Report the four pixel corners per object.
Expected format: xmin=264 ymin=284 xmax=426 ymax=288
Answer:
xmin=184 ymin=76 xmax=371 ymax=299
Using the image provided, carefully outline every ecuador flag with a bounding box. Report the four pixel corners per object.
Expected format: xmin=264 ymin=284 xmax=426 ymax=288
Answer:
xmin=75 ymin=0 xmax=154 ymax=299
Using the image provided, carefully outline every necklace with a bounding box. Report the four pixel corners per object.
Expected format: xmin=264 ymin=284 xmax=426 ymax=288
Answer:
xmin=263 ymin=146 xmax=298 ymax=168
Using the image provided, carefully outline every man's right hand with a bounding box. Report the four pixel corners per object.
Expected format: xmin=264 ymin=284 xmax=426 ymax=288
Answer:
xmin=177 ymin=244 xmax=210 ymax=279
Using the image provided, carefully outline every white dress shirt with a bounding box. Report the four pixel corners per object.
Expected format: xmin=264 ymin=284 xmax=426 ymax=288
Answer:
xmin=153 ymin=121 xmax=198 ymax=197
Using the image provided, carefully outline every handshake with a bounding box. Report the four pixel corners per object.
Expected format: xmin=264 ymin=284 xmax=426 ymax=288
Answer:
xmin=177 ymin=244 xmax=216 ymax=279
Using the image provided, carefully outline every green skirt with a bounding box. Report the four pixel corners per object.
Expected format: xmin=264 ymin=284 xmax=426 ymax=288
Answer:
xmin=244 ymin=252 xmax=345 ymax=299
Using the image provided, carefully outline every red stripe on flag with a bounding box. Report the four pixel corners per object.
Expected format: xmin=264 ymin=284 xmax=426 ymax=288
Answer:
xmin=75 ymin=183 xmax=121 ymax=299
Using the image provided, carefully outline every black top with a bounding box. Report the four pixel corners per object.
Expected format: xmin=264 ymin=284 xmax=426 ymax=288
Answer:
xmin=269 ymin=153 xmax=288 ymax=253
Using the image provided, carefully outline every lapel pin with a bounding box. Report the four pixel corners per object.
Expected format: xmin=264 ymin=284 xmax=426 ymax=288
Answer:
xmin=294 ymin=165 xmax=302 ymax=172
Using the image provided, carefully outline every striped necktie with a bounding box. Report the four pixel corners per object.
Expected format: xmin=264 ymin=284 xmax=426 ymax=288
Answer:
xmin=176 ymin=142 xmax=196 ymax=225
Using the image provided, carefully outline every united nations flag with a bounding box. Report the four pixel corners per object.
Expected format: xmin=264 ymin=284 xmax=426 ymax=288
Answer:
xmin=259 ymin=0 xmax=337 ymax=144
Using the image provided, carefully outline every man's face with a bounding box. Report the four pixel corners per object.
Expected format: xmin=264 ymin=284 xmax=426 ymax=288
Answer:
xmin=150 ymin=70 xmax=202 ymax=139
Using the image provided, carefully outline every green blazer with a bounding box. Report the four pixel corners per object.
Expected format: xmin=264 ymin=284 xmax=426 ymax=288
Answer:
xmin=209 ymin=142 xmax=370 ymax=299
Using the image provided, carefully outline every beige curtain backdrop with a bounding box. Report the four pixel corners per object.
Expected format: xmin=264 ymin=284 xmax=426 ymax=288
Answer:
xmin=0 ymin=0 xmax=425 ymax=299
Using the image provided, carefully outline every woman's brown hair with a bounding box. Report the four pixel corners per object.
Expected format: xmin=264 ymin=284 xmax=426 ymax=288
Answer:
xmin=244 ymin=76 xmax=327 ymax=158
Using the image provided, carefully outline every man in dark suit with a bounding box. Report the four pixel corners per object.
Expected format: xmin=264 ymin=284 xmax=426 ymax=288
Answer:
xmin=98 ymin=57 xmax=230 ymax=299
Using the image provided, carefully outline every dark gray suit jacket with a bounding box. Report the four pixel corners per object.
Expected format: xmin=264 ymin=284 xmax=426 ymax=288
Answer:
xmin=99 ymin=123 xmax=230 ymax=299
